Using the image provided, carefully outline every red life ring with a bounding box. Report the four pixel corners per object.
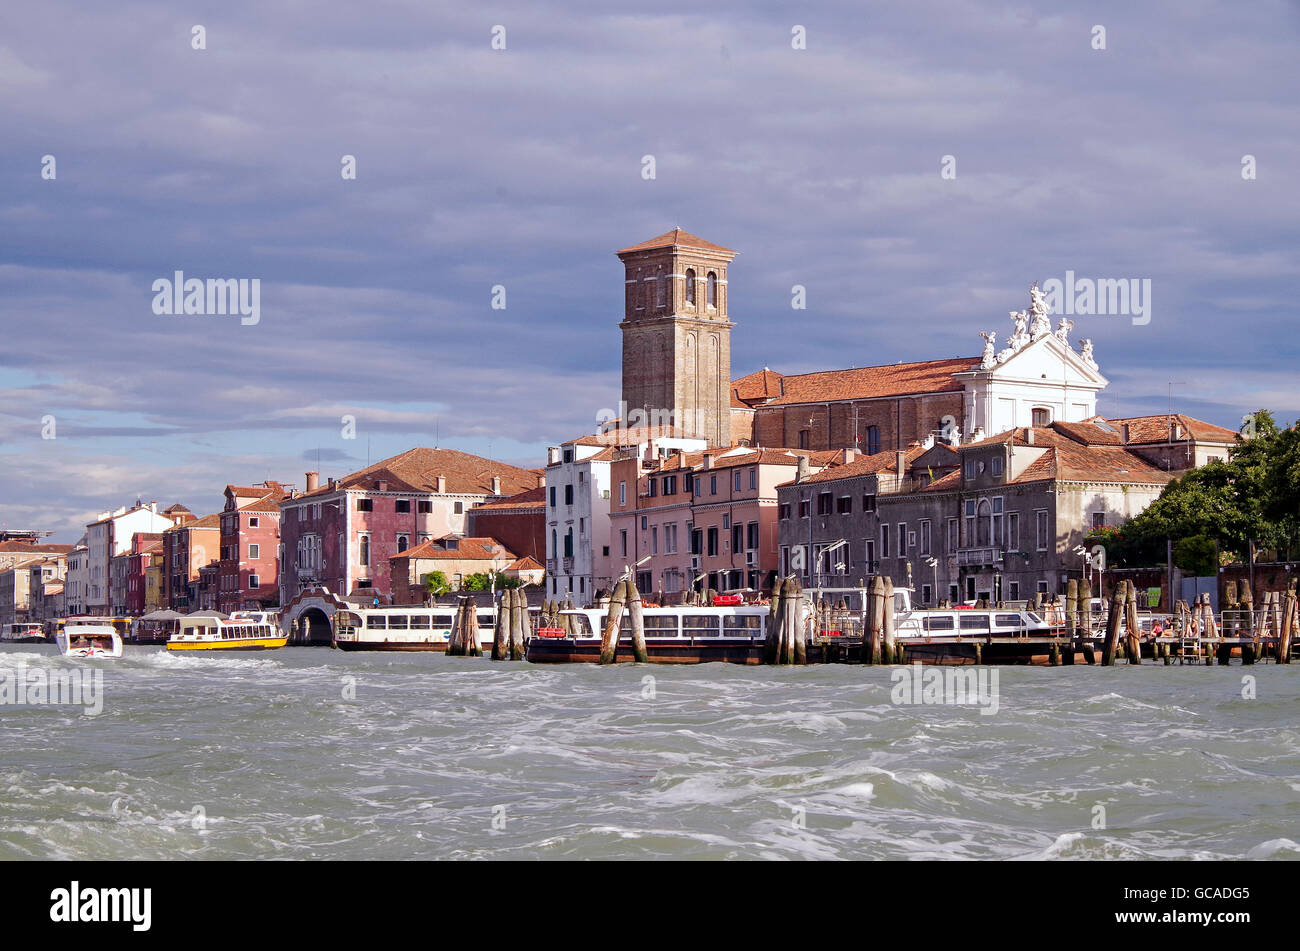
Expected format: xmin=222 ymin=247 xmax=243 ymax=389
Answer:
xmin=536 ymin=627 xmax=566 ymax=638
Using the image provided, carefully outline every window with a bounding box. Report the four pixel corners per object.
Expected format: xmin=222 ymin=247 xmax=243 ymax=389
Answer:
xmin=397 ymin=534 xmax=409 ymax=553
xmin=549 ymin=487 xmax=556 ymax=507
xmin=798 ymin=430 xmax=810 ymax=450
xmin=710 ymin=475 xmax=717 ymax=495
xmin=947 ymin=518 xmax=958 ymax=551
xmin=707 ymin=527 xmax=718 ymax=557
xmin=647 ymin=479 xmax=657 ymax=498
xmin=249 ymin=516 xmax=259 ymax=528
xmin=921 ymin=584 xmax=932 ymax=605
xmin=248 ymin=543 xmax=260 ymax=560
xmin=1008 ymin=512 xmax=1019 ymax=550
xmin=798 ymin=498 xmax=810 ymax=518
xmin=656 ymin=271 xmax=665 ymax=307
xmin=685 ymin=268 xmax=696 ymax=304
xmin=837 ymin=496 xmax=852 ymax=514
xmin=964 ymin=459 xmax=977 ymax=480
xmin=1032 ymin=407 xmax=1051 ymax=426
xmin=418 ymin=500 xmax=432 ymax=513
xmin=723 ymin=514 xmax=731 ymax=530
xmin=920 ymin=520 xmax=931 ymax=555
xmin=865 ymin=425 xmax=880 ymax=455
xmin=248 ymin=574 xmax=260 ymax=589
xmin=663 ymin=476 xmax=677 ymax=496
xmin=898 ymin=523 xmax=907 ymax=552
xmin=453 ymin=501 xmax=463 ymax=515
xmin=619 ymin=481 xmax=626 ymax=505
xmin=817 ymin=492 xmax=833 ymax=515
xmin=863 ymin=493 xmax=877 ymax=513
xmin=706 ymin=271 xmax=717 ymax=307
xmin=732 ymin=524 xmax=743 ymax=554
xmin=395 ymin=499 xmax=411 ymax=513
xmin=865 ymin=539 xmax=876 ymax=571
xmin=746 ymin=522 xmax=759 ymax=550
xmin=641 ymin=515 xmax=648 ymax=530
xmin=564 ymin=485 xmax=574 ymax=505
xmin=734 ymin=470 xmax=742 ymax=491
xmin=964 ymin=499 xmax=976 ymax=544
xmin=1036 ymin=510 xmax=1049 ymax=550
xmin=359 ymin=535 xmax=370 ymax=565
xmin=779 ymin=503 xmax=791 ymax=520
xmin=564 ymin=530 xmax=574 ymax=558
xmin=651 ymin=526 xmax=658 ymax=555
xmin=1092 ymin=512 xmax=1105 ymax=530
xmin=620 ymin=530 xmax=628 ymax=557
xmin=1009 ymin=582 xmax=1020 ymax=601
xmin=990 ymin=457 xmax=1003 ymax=476
xmin=356 ymin=498 xmax=372 ymax=512
xmin=880 ymin=524 xmax=890 ymax=559
xmin=694 ymin=477 xmax=701 ymax=496
xmin=665 ymin=523 xmax=679 ymax=554
xmin=563 ymin=448 xmax=573 ymax=463
xmin=749 ymin=468 xmax=757 ymax=490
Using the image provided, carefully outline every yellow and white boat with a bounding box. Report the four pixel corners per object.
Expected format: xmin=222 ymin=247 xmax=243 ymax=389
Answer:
xmin=167 ymin=611 xmax=287 ymax=652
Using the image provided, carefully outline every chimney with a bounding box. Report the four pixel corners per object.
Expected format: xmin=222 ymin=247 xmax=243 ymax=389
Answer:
xmin=895 ymin=451 xmax=906 ymax=479
xmin=491 ymin=476 xmax=501 ymax=495
xmin=701 ymin=452 xmax=714 ymax=470
xmin=1026 ymin=429 xmax=1035 ymax=446
xmin=436 ymin=475 xmax=447 ymax=493
xmin=328 ymin=477 xmax=337 ymax=491
xmin=536 ymin=473 xmax=545 ymax=489
xmin=1122 ymin=423 xmax=1131 ymax=443
xmin=305 ymin=471 xmax=320 ymax=492
xmin=795 ymin=455 xmax=809 ymax=484
xmin=841 ymin=448 xmax=856 ymax=464
xmin=1170 ymin=420 xmax=1181 ymax=441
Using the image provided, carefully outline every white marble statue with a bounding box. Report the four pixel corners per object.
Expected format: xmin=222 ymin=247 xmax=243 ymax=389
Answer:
xmin=1007 ymin=309 xmax=1030 ymax=349
xmin=979 ymin=331 xmax=997 ymax=368
xmin=1054 ymin=317 xmax=1074 ymax=343
xmin=1080 ymin=338 xmax=1097 ymax=369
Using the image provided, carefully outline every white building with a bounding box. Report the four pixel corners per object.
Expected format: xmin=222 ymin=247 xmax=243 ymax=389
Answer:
xmin=953 ymin=283 xmax=1106 ymax=441
xmin=84 ymin=502 xmax=178 ymax=615
xmin=545 ymin=427 xmax=707 ymax=604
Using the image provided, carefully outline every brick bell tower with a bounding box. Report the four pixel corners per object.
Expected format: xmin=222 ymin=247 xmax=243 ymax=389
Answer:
xmin=616 ymin=229 xmax=736 ymax=447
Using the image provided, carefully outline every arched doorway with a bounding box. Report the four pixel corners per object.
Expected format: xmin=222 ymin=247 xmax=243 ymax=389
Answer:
xmin=297 ymin=608 xmax=332 ymax=646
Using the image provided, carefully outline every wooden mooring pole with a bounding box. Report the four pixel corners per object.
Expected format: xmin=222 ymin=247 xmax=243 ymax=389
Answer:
xmin=1101 ymin=583 xmax=1123 ymax=666
xmin=599 ymin=580 xmax=628 ymax=664
xmin=626 ymin=579 xmax=649 ymax=664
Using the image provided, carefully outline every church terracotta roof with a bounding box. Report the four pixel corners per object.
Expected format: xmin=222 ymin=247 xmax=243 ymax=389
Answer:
xmin=787 ymin=444 xmax=941 ymax=486
xmin=759 ymin=357 xmax=978 ymax=406
xmin=731 ymin=368 xmax=785 ymax=407
xmin=617 ymin=228 xmax=735 ymax=256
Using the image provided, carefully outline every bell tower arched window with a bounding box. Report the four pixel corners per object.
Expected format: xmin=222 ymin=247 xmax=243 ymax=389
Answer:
xmin=685 ymin=268 xmax=696 ymax=305
xmin=706 ymin=271 xmax=717 ymax=307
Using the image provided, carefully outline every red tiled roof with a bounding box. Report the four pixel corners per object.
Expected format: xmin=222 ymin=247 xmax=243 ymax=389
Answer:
xmin=1107 ymin=414 xmax=1239 ymax=444
xmin=508 ymin=556 xmax=543 ymax=571
xmin=0 ymin=541 xmax=75 ymax=555
xmin=617 ymin=228 xmax=735 ymax=256
xmin=789 ymin=444 xmax=942 ymax=485
xmin=470 ymin=486 xmax=546 ymax=510
xmin=166 ymin=513 xmax=222 ymax=531
xmin=295 ymin=448 xmax=538 ymax=500
xmin=731 ymin=368 xmax=785 ymax=407
xmin=394 ymin=536 xmax=517 ymax=562
xmin=760 ymin=357 xmax=978 ymax=406
xmin=570 ymin=425 xmax=700 ymax=447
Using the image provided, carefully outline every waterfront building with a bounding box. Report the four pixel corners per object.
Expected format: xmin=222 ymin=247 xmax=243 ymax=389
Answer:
xmin=85 ymin=501 xmax=182 ymax=616
xmin=218 ymin=482 xmax=289 ymax=613
xmin=162 ymin=514 xmax=221 ymax=611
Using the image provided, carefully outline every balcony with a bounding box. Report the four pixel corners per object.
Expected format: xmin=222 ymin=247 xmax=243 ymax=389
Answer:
xmin=956 ymin=547 xmax=1004 ymax=568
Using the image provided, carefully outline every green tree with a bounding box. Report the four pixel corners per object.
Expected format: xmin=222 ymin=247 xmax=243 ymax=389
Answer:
xmin=422 ymin=571 xmax=450 ymax=596
xmin=461 ymin=571 xmax=525 ymax=591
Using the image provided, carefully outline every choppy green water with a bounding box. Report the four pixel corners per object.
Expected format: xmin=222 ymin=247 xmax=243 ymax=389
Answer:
xmin=1 ymin=644 xmax=1297 ymax=860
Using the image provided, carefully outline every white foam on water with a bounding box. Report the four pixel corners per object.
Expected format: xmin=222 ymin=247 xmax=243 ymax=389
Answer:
xmin=1246 ymin=837 xmax=1300 ymax=859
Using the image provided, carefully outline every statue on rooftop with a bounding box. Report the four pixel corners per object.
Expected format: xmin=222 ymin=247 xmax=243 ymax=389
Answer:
xmin=1054 ymin=317 xmax=1074 ymax=343
xmin=1080 ymin=338 xmax=1097 ymax=369
xmin=1007 ymin=309 xmax=1030 ymax=350
xmin=979 ymin=331 xmax=997 ymax=369
xmin=1029 ymin=281 xmax=1052 ymax=339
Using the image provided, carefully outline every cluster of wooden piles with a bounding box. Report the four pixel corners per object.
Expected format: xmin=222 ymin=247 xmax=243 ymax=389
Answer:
xmin=597 ymin=579 xmax=649 ymax=664
xmin=443 ymin=590 xmax=531 ymax=661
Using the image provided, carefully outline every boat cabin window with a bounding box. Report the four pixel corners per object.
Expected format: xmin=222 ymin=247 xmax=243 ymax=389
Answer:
xmin=1026 ymin=612 xmax=1044 ymax=624
xmin=995 ymin=614 xmax=1023 ymax=628
xmin=621 ymin=614 xmax=678 ymax=635
xmin=682 ymin=615 xmax=722 ymax=636
xmin=410 ymin=615 xmax=431 ymax=629
xmin=959 ymin=614 xmax=990 ymax=631
xmin=568 ymin=614 xmax=593 ymax=636
xmin=368 ymin=615 xmax=387 ymax=629
xmin=389 ymin=615 xmax=409 ymax=630
xmin=723 ymin=614 xmax=763 ymax=634
xmin=432 ymin=614 xmax=454 ymax=629
xmin=923 ymin=616 xmax=955 ymax=631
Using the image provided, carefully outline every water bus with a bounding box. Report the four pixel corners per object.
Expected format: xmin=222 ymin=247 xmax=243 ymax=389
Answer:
xmin=56 ymin=617 xmax=124 ymax=658
xmin=332 ymin=604 xmax=504 ymax=651
xmin=166 ymin=611 xmax=287 ymax=652
xmin=526 ymin=603 xmax=776 ymax=664
xmin=2 ymin=622 xmax=47 ymax=643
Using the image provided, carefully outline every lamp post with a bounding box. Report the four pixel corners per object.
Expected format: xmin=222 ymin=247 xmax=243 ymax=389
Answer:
xmin=924 ymin=555 xmax=938 ymax=606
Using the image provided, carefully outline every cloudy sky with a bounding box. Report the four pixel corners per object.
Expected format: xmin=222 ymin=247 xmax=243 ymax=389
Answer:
xmin=2 ymin=1 xmax=1297 ymax=541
